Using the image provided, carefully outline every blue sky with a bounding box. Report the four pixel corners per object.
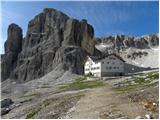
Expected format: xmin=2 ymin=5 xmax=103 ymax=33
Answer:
xmin=0 ymin=1 xmax=159 ymax=54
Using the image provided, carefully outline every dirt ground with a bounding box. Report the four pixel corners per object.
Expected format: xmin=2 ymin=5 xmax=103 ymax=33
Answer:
xmin=63 ymin=85 xmax=148 ymax=119
xmin=1 ymin=71 xmax=159 ymax=119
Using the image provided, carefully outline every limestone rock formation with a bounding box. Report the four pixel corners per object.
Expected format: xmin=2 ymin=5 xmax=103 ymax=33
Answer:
xmin=1 ymin=24 xmax=22 ymax=81
xmin=95 ymin=34 xmax=159 ymax=51
xmin=1 ymin=8 xmax=101 ymax=82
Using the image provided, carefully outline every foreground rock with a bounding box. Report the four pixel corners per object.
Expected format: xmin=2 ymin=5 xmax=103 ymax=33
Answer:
xmin=1 ymin=98 xmax=13 ymax=108
xmin=1 ymin=98 xmax=14 ymax=115
xmin=1 ymin=108 xmax=11 ymax=115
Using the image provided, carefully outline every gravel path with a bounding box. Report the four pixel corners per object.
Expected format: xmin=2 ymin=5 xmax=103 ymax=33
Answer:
xmin=64 ymin=85 xmax=146 ymax=119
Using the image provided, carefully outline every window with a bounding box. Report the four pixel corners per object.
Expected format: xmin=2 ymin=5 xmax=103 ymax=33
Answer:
xmin=112 ymin=62 xmax=115 ymax=64
xmin=91 ymin=67 xmax=96 ymax=70
xmin=106 ymin=67 xmax=108 ymax=69
xmin=102 ymin=62 xmax=104 ymax=64
xmin=97 ymin=67 xmax=100 ymax=69
xmin=109 ymin=67 xmax=112 ymax=69
xmin=107 ymin=62 xmax=109 ymax=64
xmin=114 ymin=67 xmax=116 ymax=69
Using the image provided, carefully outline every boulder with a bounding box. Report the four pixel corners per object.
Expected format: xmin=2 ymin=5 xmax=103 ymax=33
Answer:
xmin=1 ymin=98 xmax=13 ymax=108
xmin=1 ymin=108 xmax=11 ymax=115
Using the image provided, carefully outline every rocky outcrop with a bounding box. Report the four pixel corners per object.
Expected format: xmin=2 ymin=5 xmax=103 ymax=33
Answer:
xmin=95 ymin=34 xmax=159 ymax=50
xmin=1 ymin=98 xmax=14 ymax=115
xmin=1 ymin=98 xmax=13 ymax=108
xmin=1 ymin=24 xmax=22 ymax=81
xmin=143 ymin=34 xmax=159 ymax=47
xmin=1 ymin=8 xmax=101 ymax=82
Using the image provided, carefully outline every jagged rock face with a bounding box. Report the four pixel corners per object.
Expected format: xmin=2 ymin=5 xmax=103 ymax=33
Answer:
xmin=62 ymin=19 xmax=94 ymax=54
xmin=1 ymin=24 xmax=22 ymax=81
xmin=1 ymin=8 xmax=98 ymax=82
xmin=95 ymin=34 xmax=159 ymax=51
xmin=143 ymin=34 xmax=159 ymax=47
xmin=134 ymin=37 xmax=149 ymax=49
xmin=52 ymin=46 xmax=88 ymax=74
xmin=5 ymin=24 xmax=22 ymax=53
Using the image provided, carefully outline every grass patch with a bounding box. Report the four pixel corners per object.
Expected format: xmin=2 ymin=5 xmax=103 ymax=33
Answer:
xmin=42 ymin=98 xmax=57 ymax=107
xmin=113 ymin=84 xmax=142 ymax=93
xmin=43 ymin=100 xmax=51 ymax=107
xmin=40 ymin=85 xmax=51 ymax=88
xmin=75 ymin=76 xmax=86 ymax=82
xmin=133 ymin=77 xmax=146 ymax=84
xmin=133 ymin=72 xmax=159 ymax=84
xmin=37 ymin=85 xmax=52 ymax=88
xmin=113 ymin=71 xmax=159 ymax=93
xmin=36 ymin=83 xmax=52 ymax=89
xmin=25 ymin=108 xmax=41 ymax=119
xmin=59 ymin=76 xmax=105 ymax=91
xmin=22 ymin=93 xmax=41 ymax=98
xmin=146 ymin=72 xmax=159 ymax=80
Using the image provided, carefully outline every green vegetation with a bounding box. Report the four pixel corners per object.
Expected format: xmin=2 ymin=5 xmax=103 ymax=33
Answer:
xmin=133 ymin=71 xmax=159 ymax=84
xmin=146 ymin=72 xmax=159 ymax=80
xmin=84 ymin=72 xmax=94 ymax=77
xmin=60 ymin=80 xmax=104 ymax=91
xmin=43 ymin=101 xmax=51 ymax=107
xmin=42 ymin=99 xmax=55 ymax=107
xmin=113 ymin=71 xmax=159 ymax=93
xmin=59 ymin=75 xmax=104 ymax=91
xmin=37 ymin=85 xmax=52 ymax=88
xmin=36 ymin=83 xmax=52 ymax=89
xmin=39 ymin=85 xmax=51 ymax=88
xmin=22 ymin=93 xmax=41 ymax=98
xmin=25 ymin=108 xmax=41 ymax=119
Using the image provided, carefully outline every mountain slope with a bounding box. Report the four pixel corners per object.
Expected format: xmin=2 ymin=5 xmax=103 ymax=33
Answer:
xmin=94 ymin=34 xmax=159 ymax=68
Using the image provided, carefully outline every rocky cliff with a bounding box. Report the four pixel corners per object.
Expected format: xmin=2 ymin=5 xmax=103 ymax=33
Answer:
xmin=1 ymin=24 xmax=22 ymax=80
xmin=95 ymin=34 xmax=159 ymax=52
xmin=1 ymin=8 xmax=101 ymax=82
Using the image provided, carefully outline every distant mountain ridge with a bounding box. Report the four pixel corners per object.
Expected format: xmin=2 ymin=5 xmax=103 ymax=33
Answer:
xmin=94 ymin=34 xmax=159 ymax=52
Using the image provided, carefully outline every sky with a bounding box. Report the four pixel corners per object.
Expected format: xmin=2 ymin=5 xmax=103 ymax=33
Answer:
xmin=0 ymin=1 xmax=159 ymax=54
